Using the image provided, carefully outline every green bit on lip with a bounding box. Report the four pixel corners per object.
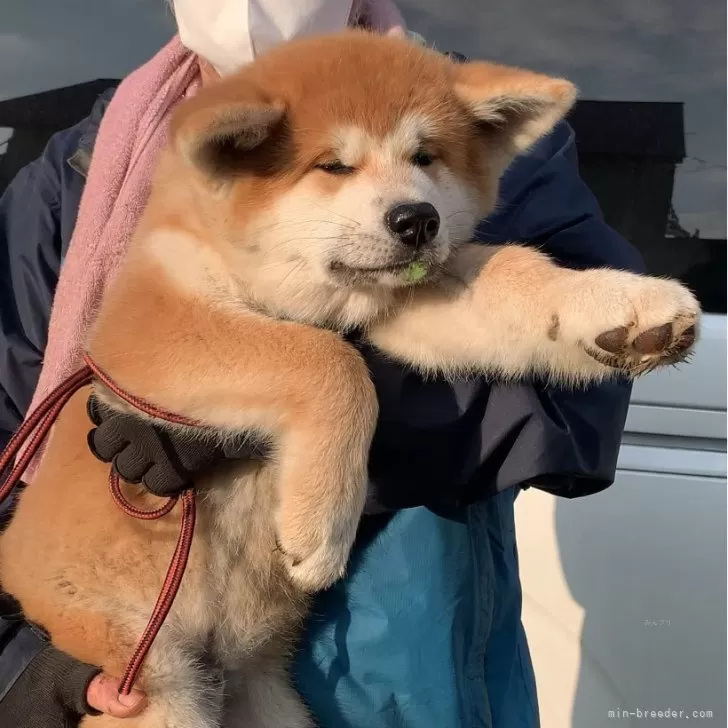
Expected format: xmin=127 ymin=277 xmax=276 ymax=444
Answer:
xmin=404 ymin=260 xmax=429 ymax=284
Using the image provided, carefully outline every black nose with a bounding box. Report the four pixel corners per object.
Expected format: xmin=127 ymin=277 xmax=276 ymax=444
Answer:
xmin=385 ymin=202 xmax=440 ymax=248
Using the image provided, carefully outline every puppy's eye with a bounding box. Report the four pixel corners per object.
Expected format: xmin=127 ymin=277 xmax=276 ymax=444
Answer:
xmin=412 ymin=151 xmax=435 ymax=167
xmin=315 ymin=161 xmax=355 ymax=175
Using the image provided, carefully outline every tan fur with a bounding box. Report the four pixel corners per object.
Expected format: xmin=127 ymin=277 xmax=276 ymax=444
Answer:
xmin=0 ymin=31 xmax=699 ymax=728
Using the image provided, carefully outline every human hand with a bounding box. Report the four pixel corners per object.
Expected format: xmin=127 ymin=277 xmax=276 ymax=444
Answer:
xmin=0 ymin=643 xmax=145 ymax=726
xmin=86 ymin=672 xmax=147 ymax=719
xmin=87 ymin=395 xmax=261 ymax=497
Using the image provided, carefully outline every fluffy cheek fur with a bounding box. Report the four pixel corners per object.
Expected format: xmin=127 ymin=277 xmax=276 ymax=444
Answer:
xmin=245 ymin=161 xmax=482 ymax=289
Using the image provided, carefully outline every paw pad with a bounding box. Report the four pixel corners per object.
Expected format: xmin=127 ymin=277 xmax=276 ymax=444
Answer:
xmin=586 ymin=315 xmax=697 ymax=377
xmin=595 ymin=326 xmax=629 ymax=353
xmin=633 ymin=323 xmax=673 ymax=354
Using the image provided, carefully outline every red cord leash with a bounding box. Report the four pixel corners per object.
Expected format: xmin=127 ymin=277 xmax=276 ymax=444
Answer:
xmin=0 ymin=354 xmax=197 ymax=695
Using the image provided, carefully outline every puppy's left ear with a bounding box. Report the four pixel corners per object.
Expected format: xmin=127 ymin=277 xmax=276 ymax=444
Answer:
xmin=453 ymin=62 xmax=577 ymax=159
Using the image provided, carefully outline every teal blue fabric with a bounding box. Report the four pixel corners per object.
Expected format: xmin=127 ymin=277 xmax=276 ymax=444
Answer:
xmin=295 ymin=488 xmax=539 ymax=728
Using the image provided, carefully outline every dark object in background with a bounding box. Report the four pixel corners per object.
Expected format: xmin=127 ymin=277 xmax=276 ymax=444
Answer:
xmin=567 ymin=100 xmax=725 ymax=314
xmin=86 ymin=394 xmax=266 ymax=497
xmin=0 ymin=79 xmax=119 ymax=192
xmin=569 ymin=100 xmax=685 ymax=248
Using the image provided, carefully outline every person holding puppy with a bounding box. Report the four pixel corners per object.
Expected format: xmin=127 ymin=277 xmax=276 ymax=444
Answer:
xmin=0 ymin=0 xmax=643 ymax=726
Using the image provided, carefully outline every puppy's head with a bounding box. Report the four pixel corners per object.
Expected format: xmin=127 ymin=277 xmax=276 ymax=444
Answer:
xmin=165 ymin=31 xmax=575 ymax=318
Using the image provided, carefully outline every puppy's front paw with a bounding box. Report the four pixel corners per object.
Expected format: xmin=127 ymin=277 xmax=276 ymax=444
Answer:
xmin=562 ymin=272 xmax=700 ymax=378
xmin=276 ymin=532 xmax=351 ymax=593
xmin=275 ymin=480 xmax=365 ymax=593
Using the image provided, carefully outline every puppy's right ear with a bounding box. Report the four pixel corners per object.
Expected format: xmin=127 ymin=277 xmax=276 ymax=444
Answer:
xmin=170 ymin=85 xmax=285 ymax=177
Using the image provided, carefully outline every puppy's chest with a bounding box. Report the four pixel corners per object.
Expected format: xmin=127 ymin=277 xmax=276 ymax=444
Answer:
xmin=173 ymin=462 xmax=304 ymax=653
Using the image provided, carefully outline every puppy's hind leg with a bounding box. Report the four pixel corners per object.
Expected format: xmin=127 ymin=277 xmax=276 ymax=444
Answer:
xmin=142 ymin=643 xmax=225 ymax=728
xmin=222 ymin=662 xmax=313 ymax=728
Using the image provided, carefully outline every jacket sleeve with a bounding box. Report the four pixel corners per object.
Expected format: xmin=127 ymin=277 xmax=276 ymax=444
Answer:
xmin=0 ymin=123 xmax=85 ymax=704
xmin=0 ymin=128 xmax=84 ymax=453
xmin=467 ymin=121 xmax=646 ymax=500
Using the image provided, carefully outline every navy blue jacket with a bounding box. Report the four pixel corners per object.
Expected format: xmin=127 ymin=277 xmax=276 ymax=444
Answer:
xmin=0 ymin=88 xmax=643 ymax=706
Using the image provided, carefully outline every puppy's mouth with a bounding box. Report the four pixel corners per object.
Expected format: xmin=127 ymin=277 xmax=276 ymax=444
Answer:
xmin=329 ymin=260 xmax=413 ymax=274
xmin=328 ymin=257 xmax=436 ymax=287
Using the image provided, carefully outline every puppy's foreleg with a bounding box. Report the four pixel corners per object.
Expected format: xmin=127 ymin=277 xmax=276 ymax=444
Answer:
xmin=91 ymin=291 xmax=378 ymax=593
xmin=368 ymin=243 xmax=699 ymax=385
